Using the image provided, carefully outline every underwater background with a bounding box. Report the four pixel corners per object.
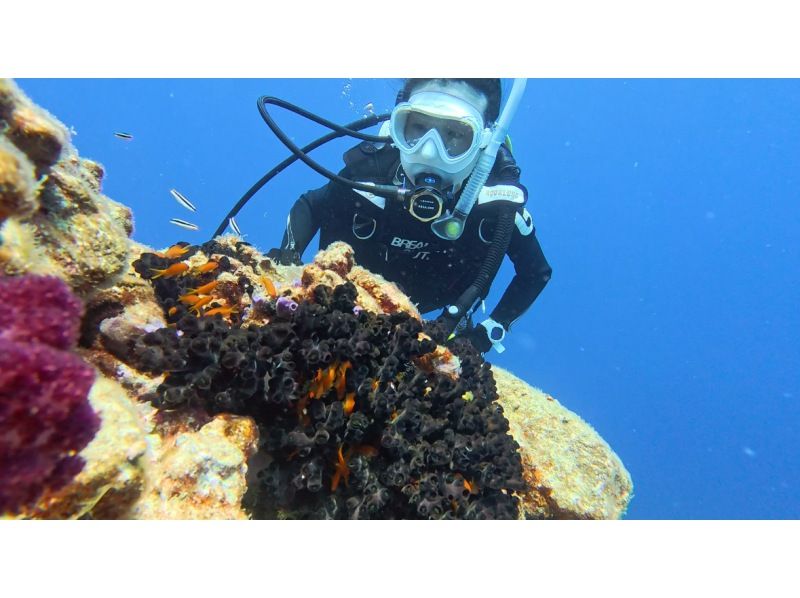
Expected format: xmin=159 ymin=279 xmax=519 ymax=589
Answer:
xmin=14 ymin=78 xmax=799 ymax=519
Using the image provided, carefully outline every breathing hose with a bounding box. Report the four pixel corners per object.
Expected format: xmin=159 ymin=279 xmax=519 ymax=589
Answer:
xmin=437 ymin=204 xmax=517 ymax=335
xmin=212 ymin=101 xmax=393 ymax=238
xmin=256 ymin=97 xmax=404 ymax=200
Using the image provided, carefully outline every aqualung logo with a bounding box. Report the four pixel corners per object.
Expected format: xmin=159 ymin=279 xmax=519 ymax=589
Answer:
xmin=390 ymin=237 xmax=429 ymax=251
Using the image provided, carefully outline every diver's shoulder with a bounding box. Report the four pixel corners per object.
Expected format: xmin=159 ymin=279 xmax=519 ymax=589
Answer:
xmin=477 ymin=182 xmax=527 ymax=208
xmin=343 ymin=140 xmax=399 ymax=180
xmin=490 ymin=144 xmax=522 ymax=181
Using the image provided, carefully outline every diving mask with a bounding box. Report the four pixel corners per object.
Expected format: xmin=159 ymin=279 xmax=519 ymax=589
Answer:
xmin=390 ymin=91 xmax=492 ymax=188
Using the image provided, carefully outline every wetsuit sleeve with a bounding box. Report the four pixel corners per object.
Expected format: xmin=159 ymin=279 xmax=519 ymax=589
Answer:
xmin=489 ymin=219 xmax=552 ymax=331
xmin=279 ymin=183 xmax=332 ymax=258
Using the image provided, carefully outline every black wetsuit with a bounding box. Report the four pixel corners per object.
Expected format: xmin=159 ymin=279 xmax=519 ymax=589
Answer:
xmin=279 ymin=141 xmax=552 ymax=332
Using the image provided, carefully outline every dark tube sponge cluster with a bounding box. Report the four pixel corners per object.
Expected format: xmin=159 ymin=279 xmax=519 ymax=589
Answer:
xmin=0 ymin=275 xmax=100 ymax=515
xmin=129 ymin=249 xmax=527 ymax=519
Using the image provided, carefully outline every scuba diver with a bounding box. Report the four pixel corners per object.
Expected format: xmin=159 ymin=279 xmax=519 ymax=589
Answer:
xmin=266 ymin=79 xmax=552 ymax=354
xmin=256 ymin=78 xmax=552 ymax=355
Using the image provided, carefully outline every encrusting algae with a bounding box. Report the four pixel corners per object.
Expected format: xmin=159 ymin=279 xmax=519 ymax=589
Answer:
xmin=0 ymin=78 xmax=633 ymax=520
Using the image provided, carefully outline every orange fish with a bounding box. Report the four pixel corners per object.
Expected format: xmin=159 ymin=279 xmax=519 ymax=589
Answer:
xmin=331 ymin=445 xmax=352 ymax=492
xmin=203 ymin=306 xmax=238 ymax=317
xmin=308 ymin=363 xmax=341 ymax=399
xmin=308 ymin=370 xmax=322 ymax=399
xmin=343 ymin=392 xmax=356 ymax=416
xmin=323 ymin=365 xmax=337 ymax=390
xmin=463 ymin=479 xmax=478 ymax=495
xmin=189 ymin=280 xmax=219 ymax=295
xmin=167 ymin=306 xmax=178 ymax=316
xmin=150 ymin=262 xmax=190 ymax=279
xmin=260 ymin=274 xmax=277 ymax=298
xmin=179 ymin=292 xmax=202 ymax=305
xmin=189 ymin=296 xmax=216 ymax=313
xmin=354 ymin=445 xmax=378 ymax=458
xmin=336 ymin=361 xmax=351 ymax=400
xmin=193 ymin=261 xmax=219 ymax=275
xmin=160 ymin=243 xmax=192 ymax=260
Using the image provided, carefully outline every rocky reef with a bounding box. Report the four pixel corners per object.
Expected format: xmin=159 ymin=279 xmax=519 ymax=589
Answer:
xmin=0 ymin=79 xmax=632 ymax=519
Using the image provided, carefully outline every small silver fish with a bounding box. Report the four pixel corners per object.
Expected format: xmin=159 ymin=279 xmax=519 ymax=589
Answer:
xmin=169 ymin=188 xmax=197 ymax=212
xmin=229 ymin=217 xmax=242 ymax=236
xmin=114 ymin=132 xmax=133 ymax=140
xmin=169 ymin=218 xmax=200 ymax=231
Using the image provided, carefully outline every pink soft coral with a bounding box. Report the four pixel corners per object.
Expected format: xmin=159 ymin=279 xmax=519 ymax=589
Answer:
xmin=0 ymin=275 xmax=100 ymax=515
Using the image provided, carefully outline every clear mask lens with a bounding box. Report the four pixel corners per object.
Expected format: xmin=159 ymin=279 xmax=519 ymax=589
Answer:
xmin=402 ymin=111 xmax=476 ymax=158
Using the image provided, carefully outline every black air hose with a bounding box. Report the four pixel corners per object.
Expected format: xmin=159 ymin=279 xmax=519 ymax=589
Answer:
xmin=438 ymin=204 xmax=517 ymax=334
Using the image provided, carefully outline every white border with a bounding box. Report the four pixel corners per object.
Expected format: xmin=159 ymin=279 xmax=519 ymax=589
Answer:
xmin=2 ymin=521 xmax=798 ymax=596
xmin=2 ymin=1 xmax=799 ymax=76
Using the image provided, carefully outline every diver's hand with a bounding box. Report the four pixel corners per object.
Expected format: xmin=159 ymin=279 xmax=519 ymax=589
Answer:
xmin=445 ymin=318 xmax=507 ymax=355
xmin=266 ymin=247 xmax=302 ymax=266
xmin=458 ymin=325 xmax=493 ymax=354
xmin=443 ymin=323 xmax=493 ymax=355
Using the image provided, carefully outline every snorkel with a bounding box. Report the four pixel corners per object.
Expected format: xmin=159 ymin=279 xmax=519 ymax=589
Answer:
xmin=430 ymin=78 xmax=527 ymax=241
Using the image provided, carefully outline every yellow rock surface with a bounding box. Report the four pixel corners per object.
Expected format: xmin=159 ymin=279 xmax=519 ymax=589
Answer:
xmin=0 ymin=137 xmax=38 ymax=221
xmin=30 ymin=376 xmax=151 ymax=519
xmin=494 ymin=366 xmax=633 ymax=519
xmin=132 ymin=415 xmax=259 ymax=520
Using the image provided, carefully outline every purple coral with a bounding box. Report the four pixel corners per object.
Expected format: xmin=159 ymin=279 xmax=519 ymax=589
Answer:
xmin=0 ymin=274 xmax=84 ymax=349
xmin=0 ymin=275 xmax=100 ymax=515
xmin=275 ymin=296 xmax=298 ymax=319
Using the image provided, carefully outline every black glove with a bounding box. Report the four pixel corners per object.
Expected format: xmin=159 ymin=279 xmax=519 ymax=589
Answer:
xmin=266 ymin=247 xmax=302 ymax=266
xmin=462 ymin=325 xmax=494 ymax=354
xmin=447 ymin=323 xmax=493 ymax=354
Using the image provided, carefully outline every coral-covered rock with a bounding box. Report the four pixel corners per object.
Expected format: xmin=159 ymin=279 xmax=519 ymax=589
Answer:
xmin=348 ymin=265 xmax=421 ymax=318
xmin=0 ymin=137 xmax=38 ymax=222
xmin=74 ymin=256 xmax=169 ymax=399
xmin=0 ymin=218 xmax=52 ymax=276
xmin=132 ymin=414 xmax=258 ymax=519
xmin=304 ymin=242 xmax=421 ymax=318
xmin=30 ymin=376 xmax=151 ymax=519
xmin=97 ymin=301 xmax=167 ymax=362
xmin=0 ymin=79 xmax=69 ymax=171
xmin=310 ymin=239 xmax=355 ymax=277
xmin=126 ymin=245 xmax=527 ymax=519
xmin=0 ymin=275 xmax=100 ymax=516
xmin=0 ymin=79 xmax=132 ymax=292
xmin=493 ymin=367 xmax=633 ymax=519
xmin=27 ymin=155 xmax=133 ymax=293
xmin=301 ymin=262 xmax=346 ymax=295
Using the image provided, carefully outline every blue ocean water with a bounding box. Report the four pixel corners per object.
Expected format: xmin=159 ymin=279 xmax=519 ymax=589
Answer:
xmin=15 ymin=78 xmax=799 ymax=519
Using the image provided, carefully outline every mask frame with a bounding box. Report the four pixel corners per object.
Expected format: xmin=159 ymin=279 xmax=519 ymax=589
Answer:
xmin=390 ymin=91 xmax=492 ymax=185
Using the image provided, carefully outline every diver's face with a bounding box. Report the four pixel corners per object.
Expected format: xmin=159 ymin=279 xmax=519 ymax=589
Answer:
xmin=396 ymin=80 xmax=490 ymax=189
xmin=403 ymin=111 xmax=476 ymax=157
